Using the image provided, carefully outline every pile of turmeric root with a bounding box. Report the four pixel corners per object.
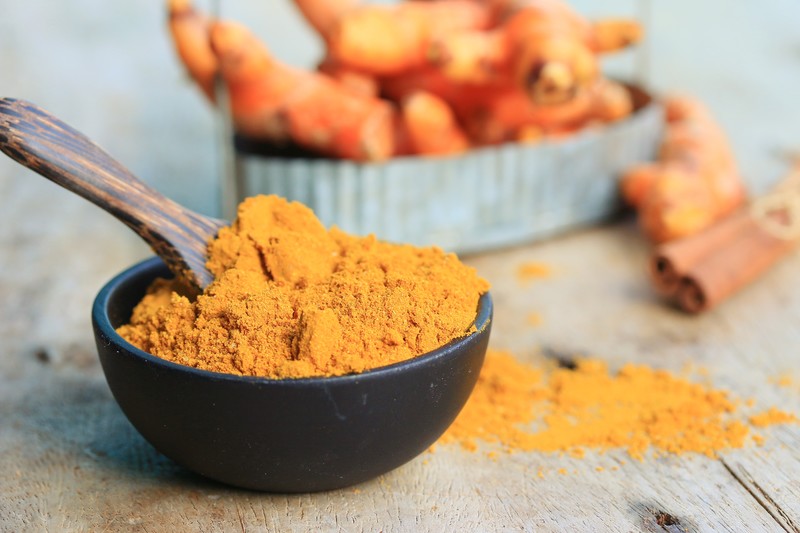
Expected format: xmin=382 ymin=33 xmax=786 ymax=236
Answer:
xmin=168 ymin=0 xmax=643 ymax=161
xmin=621 ymin=96 xmax=746 ymax=242
xmin=168 ymin=0 xmax=747 ymax=243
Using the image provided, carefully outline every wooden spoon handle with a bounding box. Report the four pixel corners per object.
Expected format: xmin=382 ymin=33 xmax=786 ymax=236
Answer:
xmin=0 ymin=97 xmax=226 ymax=290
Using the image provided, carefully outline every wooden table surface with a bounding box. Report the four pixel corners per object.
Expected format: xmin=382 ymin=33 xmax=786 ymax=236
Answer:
xmin=2 ymin=167 xmax=800 ymax=531
xmin=2 ymin=1 xmax=800 ymax=531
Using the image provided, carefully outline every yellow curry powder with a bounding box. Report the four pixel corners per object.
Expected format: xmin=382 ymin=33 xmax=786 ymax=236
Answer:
xmin=117 ymin=195 xmax=489 ymax=378
xmin=516 ymin=262 xmax=552 ymax=283
xmin=749 ymin=407 xmax=798 ymax=428
xmin=439 ymin=350 xmax=797 ymax=459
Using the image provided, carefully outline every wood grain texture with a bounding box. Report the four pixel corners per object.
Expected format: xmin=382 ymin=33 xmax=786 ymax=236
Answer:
xmin=3 ymin=0 xmax=800 ymax=528
xmin=1 ymin=167 xmax=799 ymax=531
xmin=0 ymin=98 xmax=226 ymax=291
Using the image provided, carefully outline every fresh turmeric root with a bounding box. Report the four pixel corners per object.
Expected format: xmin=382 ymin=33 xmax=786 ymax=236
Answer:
xmin=211 ymin=20 xmax=394 ymax=161
xmin=167 ymin=0 xmax=218 ymax=101
xmin=485 ymin=0 xmax=589 ymax=33
xmin=621 ymin=162 xmax=660 ymax=208
xmin=457 ymin=85 xmax=594 ymax=143
xmin=327 ymin=0 xmax=493 ymax=75
xmin=515 ymin=78 xmax=633 ymax=140
xmin=428 ymin=1 xmax=591 ymax=91
xmin=382 ymin=66 xmax=598 ymax=145
xmin=622 ymin=96 xmax=746 ymax=242
xmin=587 ymin=78 xmax=633 ymax=123
xmin=283 ymin=79 xmax=395 ymax=161
xmin=513 ymin=33 xmax=597 ymax=106
xmin=588 ymin=18 xmax=644 ymax=53
xmin=317 ymin=56 xmax=380 ymax=98
xmin=427 ymin=29 xmax=508 ymax=85
xmin=485 ymin=0 xmax=642 ymax=52
xmin=380 ymin=66 xmax=467 ymax=104
xmin=210 ymin=21 xmax=302 ymax=141
xmin=290 ymin=0 xmax=360 ymax=43
xmin=400 ymin=91 xmax=470 ymax=156
xmin=166 ymin=0 xmax=645 ymax=159
xmin=638 ymin=168 xmax=722 ymax=243
xmin=428 ymin=0 xmax=641 ymax=105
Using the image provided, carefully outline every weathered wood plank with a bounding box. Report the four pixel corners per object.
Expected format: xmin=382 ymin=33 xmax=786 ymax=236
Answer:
xmin=4 ymin=0 xmax=800 ymax=527
xmin=0 ymin=173 xmax=795 ymax=532
xmin=466 ymin=221 xmax=800 ymax=532
xmin=0 ymin=362 xmax=785 ymax=532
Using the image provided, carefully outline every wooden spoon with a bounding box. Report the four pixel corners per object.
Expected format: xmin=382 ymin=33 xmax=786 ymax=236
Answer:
xmin=0 ymin=97 xmax=226 ymax=292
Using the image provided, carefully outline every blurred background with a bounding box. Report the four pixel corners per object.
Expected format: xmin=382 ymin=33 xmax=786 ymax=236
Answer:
xmin=0 ymin=0 xmax=799 ymax=217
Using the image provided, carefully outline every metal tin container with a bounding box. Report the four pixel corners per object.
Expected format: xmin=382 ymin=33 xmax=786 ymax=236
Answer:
xmin=225 ymin=85 xmax=662 ymax=253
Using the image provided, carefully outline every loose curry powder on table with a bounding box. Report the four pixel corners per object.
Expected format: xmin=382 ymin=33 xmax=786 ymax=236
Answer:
xmin=118 ymin=195 xmax=489 ymax=378
xmin=439 ymin=350 xmax=797 ymax=459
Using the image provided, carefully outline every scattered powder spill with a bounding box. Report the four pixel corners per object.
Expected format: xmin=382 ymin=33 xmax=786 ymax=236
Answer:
xmin=768 ymin=374 xmax=800 ymax=396
xmin=749 ymin=407 xmax=798 ymax=427
xmin=516 ymin=262 xmax=552 ymax=283
xmin=526 ymin=313 xmax=542 ymax=327
xmin=439 ymin=350 xmax=797 ymax=460
xmin=680 ymin=361 xmax=710 ymax=379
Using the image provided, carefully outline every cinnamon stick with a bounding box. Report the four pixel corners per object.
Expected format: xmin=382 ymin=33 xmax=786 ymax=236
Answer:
xmin=651 ymin=180 xmax=800 ymax=313
xmin=650 ymin=209 xmax=750 ymax=295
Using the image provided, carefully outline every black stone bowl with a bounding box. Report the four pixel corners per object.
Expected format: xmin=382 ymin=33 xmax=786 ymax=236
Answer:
xmin=92 ymin=257 xmax=492 ymax=492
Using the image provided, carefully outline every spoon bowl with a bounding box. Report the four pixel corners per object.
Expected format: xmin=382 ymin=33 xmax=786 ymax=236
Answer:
xmin=94 ymin=257 xmax=492 ymax=492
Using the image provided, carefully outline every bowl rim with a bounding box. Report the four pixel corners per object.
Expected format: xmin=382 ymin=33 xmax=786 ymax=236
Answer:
xmin=93 ymin=256 xmax=493 ymax=386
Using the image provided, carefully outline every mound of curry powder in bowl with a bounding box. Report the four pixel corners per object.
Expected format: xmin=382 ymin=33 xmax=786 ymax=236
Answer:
xmin=117 ymin=195 xmax=489 ymax=379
